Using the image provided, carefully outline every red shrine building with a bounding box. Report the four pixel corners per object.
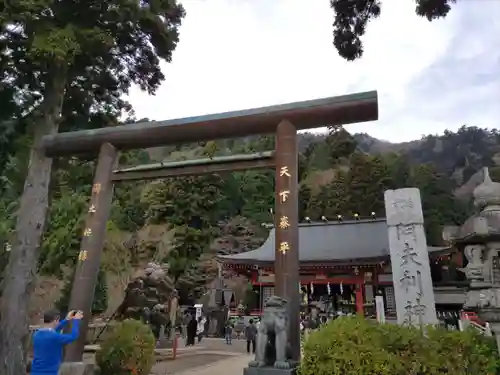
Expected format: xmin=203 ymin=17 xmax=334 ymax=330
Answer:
xmin=217 ymin=218 xmax=465 ymax=318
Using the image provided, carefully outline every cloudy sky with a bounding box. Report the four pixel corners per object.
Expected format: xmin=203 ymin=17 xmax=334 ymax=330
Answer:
xmin=127 ymin=0 xmax=500 ymax=143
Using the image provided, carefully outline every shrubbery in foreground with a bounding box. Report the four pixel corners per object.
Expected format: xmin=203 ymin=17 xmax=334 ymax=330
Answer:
xmin=299 ymin=316 xmax=500 ymax=375
xmin=96 ymin=319 xmax=156 ymax=375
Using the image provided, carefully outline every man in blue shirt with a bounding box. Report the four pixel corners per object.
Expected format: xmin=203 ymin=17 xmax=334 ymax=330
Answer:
xmin=31 ymin=309 xmax=83 ymax=375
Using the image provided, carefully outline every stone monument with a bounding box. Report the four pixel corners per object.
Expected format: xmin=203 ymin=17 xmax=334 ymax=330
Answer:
xmin=384 ymin=188 xmax=438 ymax=327
xmin=446 ymin=168 xmax=500 ymax=351
xmin=244 ymin=296 xmax=296 ymax=375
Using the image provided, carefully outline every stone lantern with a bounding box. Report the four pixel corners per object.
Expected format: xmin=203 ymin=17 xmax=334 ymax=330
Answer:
xmin=447 ymin=168 xmax=500 ymax=351
xmin=205 ymin=267 xmax=234 ymax=337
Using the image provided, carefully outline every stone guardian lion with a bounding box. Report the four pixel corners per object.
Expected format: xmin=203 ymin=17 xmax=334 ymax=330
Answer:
xmin=248 ymin=295 xmax=290 ymax=369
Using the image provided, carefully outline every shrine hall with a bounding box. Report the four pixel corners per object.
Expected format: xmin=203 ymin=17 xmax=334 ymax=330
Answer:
xmin=217 ymin=218 xmax=465 ymax=318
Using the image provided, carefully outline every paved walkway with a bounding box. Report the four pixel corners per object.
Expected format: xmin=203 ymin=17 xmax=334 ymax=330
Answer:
xmin=170 ymin=354 xmax=252 ymax=375
xmin=151 ymin=339 xmax=251 ymax=375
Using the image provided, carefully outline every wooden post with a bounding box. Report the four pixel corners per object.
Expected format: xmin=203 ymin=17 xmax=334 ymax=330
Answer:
xmin=355 ymin=283 xmax=364 ymax=315
xmin=64 ymin=143 xmax=117 ymax=362
xmin=274 ymin=120 xmax=300 ymax=362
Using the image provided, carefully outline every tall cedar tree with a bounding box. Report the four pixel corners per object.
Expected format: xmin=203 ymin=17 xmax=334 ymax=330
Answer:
xmin=345 ymin=152 xmax=393 ymax=216
xmin=330 ymin=0 xmax=456 ymax=60
xmin=0 ymin=1 xmax=185 ymax=373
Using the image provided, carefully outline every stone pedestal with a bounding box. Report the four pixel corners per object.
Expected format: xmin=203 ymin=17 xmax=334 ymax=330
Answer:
xmin=243 ymin=367 xmax=297 ymax=375
xmin=59 ymin=362 xmax=95 ymax=375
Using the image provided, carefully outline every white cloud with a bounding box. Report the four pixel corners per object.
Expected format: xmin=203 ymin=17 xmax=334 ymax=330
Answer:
xmin=127 ymin=0 xmax=500 ymax=143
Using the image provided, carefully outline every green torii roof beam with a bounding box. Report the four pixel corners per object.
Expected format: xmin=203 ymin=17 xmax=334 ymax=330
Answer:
xmin=112 ymin=151 xmax=275 ymax=181
xmin=41 ymin=91 xmax=378 ymax=157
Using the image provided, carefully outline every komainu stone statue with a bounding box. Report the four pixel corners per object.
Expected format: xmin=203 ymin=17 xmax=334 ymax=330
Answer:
xmin=249 ymin=296 xmax=291 ymax=370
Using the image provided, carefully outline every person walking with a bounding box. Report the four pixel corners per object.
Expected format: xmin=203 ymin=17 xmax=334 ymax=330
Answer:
xmin=224 ymin=320 xmax=233 ymax=345
xmin=181 ymin=312 xmax=190 ymax=339
xmin=235 ymin=316 xmax=245 ymax=340
xmin=186 ymin=314 xmax=197 ymax=346
xmin=197 ymin=316 xmax=206 ymax=343
xmin=245 ymin=319 xmax=257 ymax=354
xmin=31 ymin=309 xmax=83 ymax=375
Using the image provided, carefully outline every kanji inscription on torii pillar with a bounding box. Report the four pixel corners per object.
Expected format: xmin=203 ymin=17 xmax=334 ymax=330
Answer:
xmin=274 ymin=119 xmax=300 ymax=362
xmin=384 ymin=188 xmax=438 ymax=327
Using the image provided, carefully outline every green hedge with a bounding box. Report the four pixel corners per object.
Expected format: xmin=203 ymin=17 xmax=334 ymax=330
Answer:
xmin=96 ymin=319 xmax=156 ymax=375
xmin=299 ymin=316 xmax=499 ymax=375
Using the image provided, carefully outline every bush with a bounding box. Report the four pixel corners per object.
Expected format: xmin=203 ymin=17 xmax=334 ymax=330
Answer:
xmin=299 ymin=316 xmax=499 ymax=375
xmin=96 ymin=319 xmax=156 ymax=375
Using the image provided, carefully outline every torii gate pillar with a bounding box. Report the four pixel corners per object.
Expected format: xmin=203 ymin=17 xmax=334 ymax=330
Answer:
xmin=274 ymin=120 xmax=300 ymax=362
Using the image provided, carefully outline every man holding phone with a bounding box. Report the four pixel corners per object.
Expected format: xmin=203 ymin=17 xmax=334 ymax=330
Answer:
xmin=31 ymin=309 xmax=83 ymax=375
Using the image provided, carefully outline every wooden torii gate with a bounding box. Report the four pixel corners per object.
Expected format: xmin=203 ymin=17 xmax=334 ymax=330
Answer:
xmin=41 ymin=91 xmax=378 ymax=362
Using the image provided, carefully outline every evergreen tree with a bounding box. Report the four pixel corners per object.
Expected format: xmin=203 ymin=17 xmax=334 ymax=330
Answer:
xmin=236 ymin=171 xmax=275 ymax=224
xmin=326 ymin=126 xmax=358 ymax=161
xmin=384 ymin=153 xmax=411 ymax=188
xmin=330 ymin=0 xmax=456 ymax=60
xmin=307 ymin=185 xmax=330 ymax=220
xmin=323 ymin=171 xmax=350 ymax=219
xmin=141 ymin=173 xmax=224 ymax=303
xmin=298 ymin=184 xmax=312 ymax=220
xmin=345 ymin=152 xmax=392 ymax=217
xmin=0 ymin=0 xmax=185 ymax=370
xmin=409 ymin=164 xmax=470 ymax=245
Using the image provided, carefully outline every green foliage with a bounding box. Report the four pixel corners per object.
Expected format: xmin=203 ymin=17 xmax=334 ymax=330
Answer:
xmin=142 ymin=174 xmax=224 ymax=226
xmin=330 ymin=0 xmax=455 ymax=60
xmin=96 ymin=319 xmax=155 ymax=375
xmin=92 ymin=268 xmax=108 ymax=315
xmin=2 ymin=0 xmax=186 ymax=129
xmin=0 ymin=125 xmax=483 ymax=294
xmin=40 ymin=192 xmax=88 ymax=276
xmin=300 ymin=316 xmax=499 ymax=375
xmin=303 ymin=148 xmax=469 ymax=244
xmin=234 ymin=171 xmax=275 ymax=223
xmin=1 ymin=0 xmax=186 ymax=371
xmin=407 ymin=125 xmax=497 ymax=179
xmin=0 ymin=135 xmax=31 ymax=288
xmin=0 ymin=126 xmax=480 ymax=294
xmin=140 ymin=173 xmax=224 ymax=299
xmin=345 ymin=152 xmax=393 ymax=216
xmin=56 ymin=267 xmax=108 ymax=316
xmin=317 ymin=171 xmax=350 ymax=219
xmin=410 ymin=163 xmax=470 ymax=244
xmin=167 ymin=225 xmax=213 ymax=282
xmin=298 ymin=184 xmax=312 ymax=220
xmin=326 ymin=126 xmax=358 ymax=162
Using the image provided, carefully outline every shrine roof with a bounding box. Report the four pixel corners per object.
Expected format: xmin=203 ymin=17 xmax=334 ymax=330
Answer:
xmin=217 ymin=218 xmax=451 ymax=265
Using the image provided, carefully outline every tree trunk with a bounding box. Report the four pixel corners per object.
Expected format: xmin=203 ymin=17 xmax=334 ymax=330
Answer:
xmin=0 ymin=68 xmax=67 ymax=375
